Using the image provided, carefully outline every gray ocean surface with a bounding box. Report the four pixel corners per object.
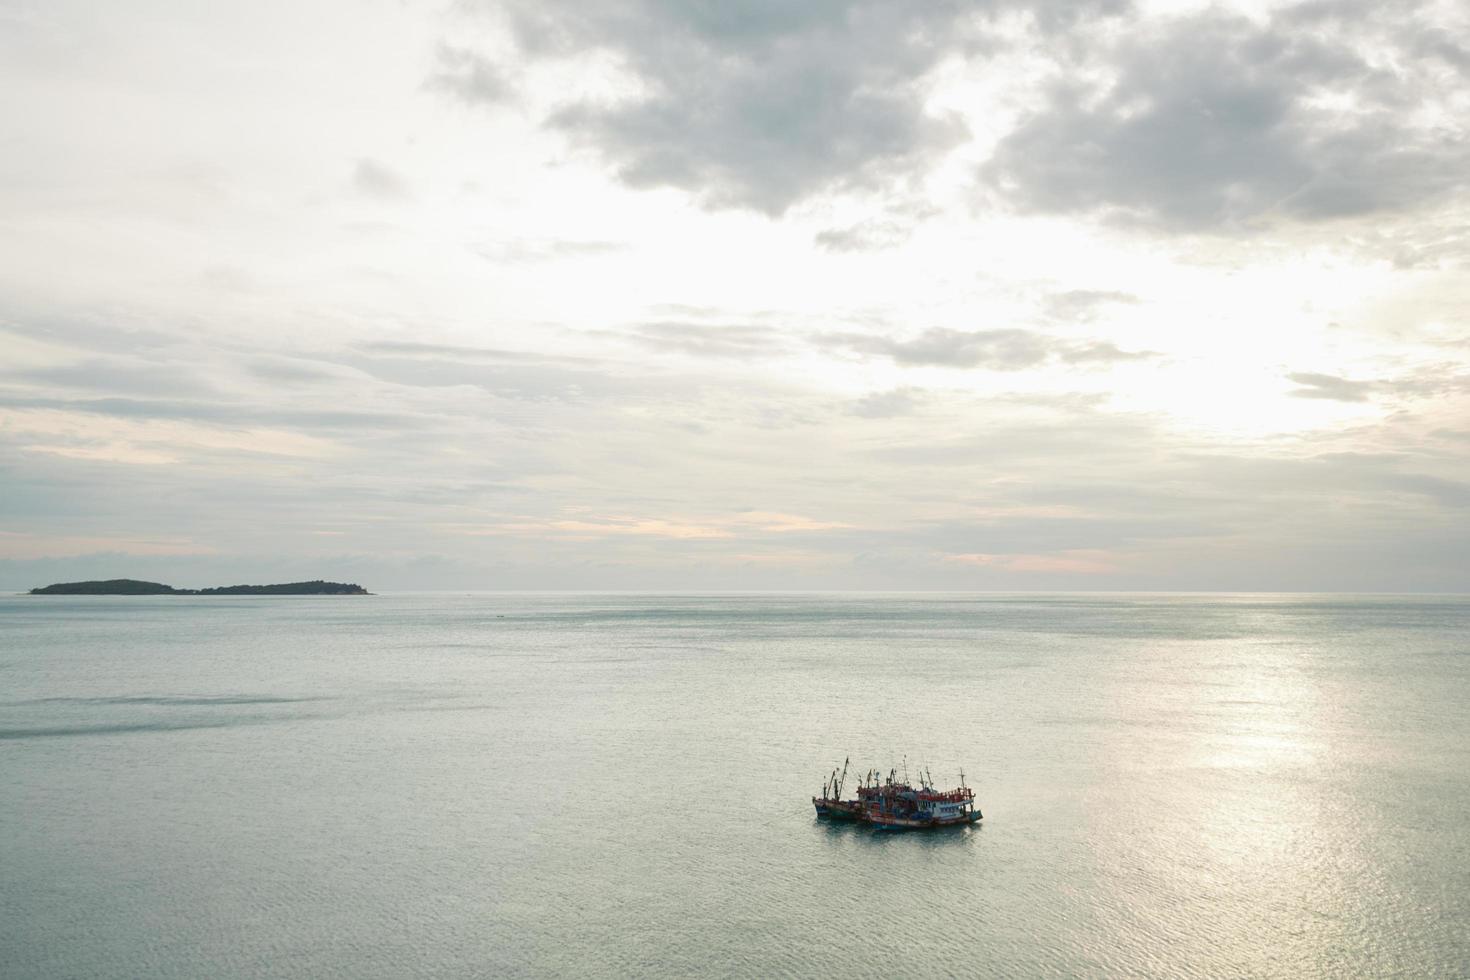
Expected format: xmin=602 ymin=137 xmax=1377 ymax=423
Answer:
xmin=2 ymin=592 xmax=1468 ymax=979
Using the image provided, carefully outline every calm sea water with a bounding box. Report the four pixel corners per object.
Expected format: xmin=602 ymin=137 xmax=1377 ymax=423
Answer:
xmin=2 ymin=593 xmax=1468 ymax=978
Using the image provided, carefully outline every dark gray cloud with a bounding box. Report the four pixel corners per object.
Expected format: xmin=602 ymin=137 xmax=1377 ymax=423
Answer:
xmin=441 ymin=1 xmax=1467 ymax=229
xmin=522 ymin=1 xmax=967 ymax=214
xmin=983 ymin=5 xmax=1470 ymax=231
xmin=428 ymin=43 xmax=512 ymax=106
xmin=1288 ymin=372 xmax=1375 ymax=402
xmin=461 ymin=1 xmax=1125 ymax=214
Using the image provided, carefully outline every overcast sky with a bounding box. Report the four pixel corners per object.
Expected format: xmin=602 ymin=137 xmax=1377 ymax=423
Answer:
xmin=2 ymin=0 xmax=1468 ymax=591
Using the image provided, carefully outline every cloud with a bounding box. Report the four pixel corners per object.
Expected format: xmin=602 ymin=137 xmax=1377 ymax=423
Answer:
xmin=352 ymin=158 xmax=410 ymax=200
xmin=1380 ymin=364 xmax=1470 ymax=400
xmin=622 ymin=321 xmax=786 ymax=359
xmin=814 ymin=219 xmax=912 ymax=252
xmin=341 ymin=343 xmax=666 ymax=402
xmin=943 ymin=549 xmax=1118 ymax=573
xmin=0 ymin=395 xmax=430 ymax=432
xmin=1043 ymin=289 xmax=1138 ymax=323
xmin=356 ymin=341 xmax=595 ymax=364
xmin=870 ymin=412 xmax=1156 ymax=467
xmin=468 ymin=510 xmax=850 ymax=541
xmin=1 ymin=408 xmax=338 ymax=465
xmin=471 ymin=239 xmax=625 ymax=263
xmin=428 ymin=43 xmax=512 ymax=106
xmin=458 ymin=0 xmax=1076 ymax=214
xmin=1388 ymin=470 xmax=1470 ymax=509
xmin=482 ymin=516 xmax=735 ymax=540
xmin=4 ymin=357 xmax=218 ymax=398
xmin=349 ymin=356 xmax=639 ymax=401
xmin=247 ymin=357 xmax=356 ymax=385
xmin=822 ymin=327 xmax=1051 ymax=369
xmin=1059 ymin=341 xmax=1157 ymax=364
xmin=445 ymin=1 xmax=1467 ymax=226
xmin=0 ymin=319 xmax=178 ymax=356
xmin=819 ymin=327 xmax=1152 ymax=369
xmin=1287 ymin=372 xmax=1375 ymax=402
xmin=738 ymin=511 xmax=852 ymax=533
xmin=983 ymin=4 xmax=1470 ymax=231
xmin=0 ymin=531 xmax=213 ymax=561
xmin=850 ymin=387 xmax=924 ymax=418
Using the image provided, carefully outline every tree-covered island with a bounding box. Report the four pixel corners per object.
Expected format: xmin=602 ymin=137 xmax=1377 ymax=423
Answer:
xmin=29 ymin=579 xmax=371 ymax=595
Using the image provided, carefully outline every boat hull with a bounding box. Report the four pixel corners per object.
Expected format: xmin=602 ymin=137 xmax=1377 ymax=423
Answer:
xmin=817 ymin=797 xmax=982 ymax=830
xmin=813 ymin=798 xmax=863 ymax=820
xmin=869 ymin=810 xmax=982 ymax=831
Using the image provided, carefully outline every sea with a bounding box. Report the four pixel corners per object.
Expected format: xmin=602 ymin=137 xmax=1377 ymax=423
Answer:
xmin=2 ymin=593 xmax=1468 ymax=979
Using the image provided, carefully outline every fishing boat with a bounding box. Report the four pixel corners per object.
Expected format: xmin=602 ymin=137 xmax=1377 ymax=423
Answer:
xmin=812 ymin=758 xmax=864 ymax=820
xmin=814 ymin=759 xmax=982 ymax=831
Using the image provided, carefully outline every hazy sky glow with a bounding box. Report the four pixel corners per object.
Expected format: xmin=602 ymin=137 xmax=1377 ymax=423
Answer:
xmin=2 ymin=0 xmax=1468 ymax=590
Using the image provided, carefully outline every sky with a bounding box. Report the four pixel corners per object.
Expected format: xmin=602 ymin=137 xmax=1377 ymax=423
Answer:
xmin=1 ymin=0 xmax=1468 ymax=591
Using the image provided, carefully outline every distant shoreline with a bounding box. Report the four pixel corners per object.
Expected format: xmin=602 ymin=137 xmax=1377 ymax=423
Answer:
xmin=27 ymin=578 xmax=371 ymax=596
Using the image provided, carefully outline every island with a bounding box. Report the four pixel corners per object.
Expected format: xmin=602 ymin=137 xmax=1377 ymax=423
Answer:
xmin=29 ymin=579 xmax=371 ymax=596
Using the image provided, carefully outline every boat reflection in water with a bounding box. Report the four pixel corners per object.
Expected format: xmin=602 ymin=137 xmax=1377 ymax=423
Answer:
xmin=813 ymin=758 xmax=982 ymax=831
